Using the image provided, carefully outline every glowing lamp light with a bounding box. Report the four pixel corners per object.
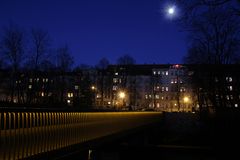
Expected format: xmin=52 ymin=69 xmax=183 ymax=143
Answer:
xmin=91 ymin=86 xmax=96 ymax=90
xmin=118 ymin=91 xmax=126 ymax=99
xmin=183 ymin=97 xmax=189 ymax=103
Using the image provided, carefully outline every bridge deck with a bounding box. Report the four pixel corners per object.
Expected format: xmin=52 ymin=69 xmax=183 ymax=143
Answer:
xmin=0 ymin=111 xmax=162 ymax=159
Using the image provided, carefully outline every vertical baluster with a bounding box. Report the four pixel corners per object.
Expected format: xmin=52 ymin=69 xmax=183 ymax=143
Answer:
xmin=16 ymin=112 xmax=21 ymax=160
xmin=45 ymin=112 xmax=50 ymax=151
xmin=8 ymin=112 xmax=11 ymax=160
xmin=51 ymin=112 xmax=54 ymax=150
xmin=40 ymin=112 xmax=43 ymax=153
xmin=3 ymin=112 xmax=8 ymax=160
xmin=20 ymin=112 xmax=24 ymax=159
xmin=56 ymin=113 xmax=59 ymax=150
xmin=59 ymin=113 xmax=62 ymax=148
xmin=25 ymin=112 xmax=29 ymax=158
xmin=0 ymin=112 xmax=2 ymax=160
xmin=12 ymin=112 xmax=16 ymax=160
xmin=54 ymin=112 xmax=57 ymax=150
xmin=29 ymin=112 xmax=32 ymax=157
xmin=64 ymin=113 xmax=67 ymax=147
xmin=32 ymin=112 xmax=36 ymax=156
xmin=69 ymin=112 xmax=72 ymax=145
xmin=36 ymin=112 xmax=39 ymax=154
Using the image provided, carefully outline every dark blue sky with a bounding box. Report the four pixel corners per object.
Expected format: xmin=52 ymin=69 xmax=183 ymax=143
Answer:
xmin=0 ymin=0 xmax=187 ymax=65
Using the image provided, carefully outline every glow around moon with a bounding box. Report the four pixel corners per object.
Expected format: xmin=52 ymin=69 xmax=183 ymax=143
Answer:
xmin=165 ymin=5 xmax=177 ymax=19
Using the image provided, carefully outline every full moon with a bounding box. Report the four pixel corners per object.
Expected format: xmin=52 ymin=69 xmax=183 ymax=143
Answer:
xmin=168 ymin=7 xmax=175 ymax=15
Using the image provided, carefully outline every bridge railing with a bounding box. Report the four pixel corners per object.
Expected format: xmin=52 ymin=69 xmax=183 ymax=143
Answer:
xmin=0 ymin=111 xmax=161 ymax=160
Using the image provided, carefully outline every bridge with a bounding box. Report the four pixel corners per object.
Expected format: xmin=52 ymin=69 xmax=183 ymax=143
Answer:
xmin=0 ymin=109 xmax=162 ymax=159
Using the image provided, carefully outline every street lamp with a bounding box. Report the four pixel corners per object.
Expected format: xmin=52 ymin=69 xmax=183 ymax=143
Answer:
xmin=183 ymin=96 xmax=189 ymax=103
xmin=91 ymin=85 xmax=97 ymax=107
xmin=118 ymin=91 xmax=126 ymax=108
xmin=118 ymin=91 xmax=126 ymax=99
xmin=183 ymin=96 xmax=190 ymax=112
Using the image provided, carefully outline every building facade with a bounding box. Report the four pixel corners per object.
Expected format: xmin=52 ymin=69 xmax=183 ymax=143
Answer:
xmin=94 ymin=64 xmax=195 ymax=112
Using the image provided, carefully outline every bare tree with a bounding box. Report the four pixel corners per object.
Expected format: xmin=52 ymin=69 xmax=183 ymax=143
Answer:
xmin=96 ymin=58 xmax=110 ymax=106
xmin=179 ymin=1 xmax=240 ymax=113
xmin=96 ymin=57 xmax=109 ymax=69
xmin=117 ymin=54 xmax=136 ymax=65
xmin=56 ymin=45 xmax=74 ymax=72
xmin=30 ymin=28 xmax=50 ymax=70
xmin=0 ymin=25 xmax=25 ymax=102
xmin=56 ymin=45 xmax=74 ymax=103
xmin=180 ymin=2 xmax=240 ymax=64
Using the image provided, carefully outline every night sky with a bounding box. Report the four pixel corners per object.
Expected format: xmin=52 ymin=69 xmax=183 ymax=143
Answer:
xmin=0 ymin=0 xmax=187 ymax=66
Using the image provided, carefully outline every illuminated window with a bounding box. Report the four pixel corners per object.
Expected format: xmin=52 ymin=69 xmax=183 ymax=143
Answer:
xmin=149 ymin=95 xmax=152 ymax=98
xmin=229 ymin=86 xmax=233 ymax=91
xmin=166 ymin=87 xmax=169 ymax=92
xmin=115 ymin=72 xmax=118 ymax=76
xmin=68 ymin=92 xmax=73 ymax=98
xmin=166 ymin=71 xmax=169 ymax=75
xmin=226 ymin=77 xmax=233 ymax=82
xmin=161 ymin=96 xmax=164 ymax=100
xmin=46 ymin=78 xmax=48 ymax=82
xmin=67 ymin=100 xmax=71 ymax=104
xmin=226 ymin=95 xmax=230 ymax=100
xmin=41 ymin=92 xmax=44 ymax=97
xmin=43 ymin=78 xmax=45 ymax=82
xmin=145 ymin=95 xmax=148 ymax=99
xmin=174 ymin=79 xmax=177 ymax=84
xmin=235 ymin=104 xmax=238 ymax=108
xmin=171 ymin=79 xmax=174 ymax=84
xmin=157 ymin=103 xmax=160 ymax=108
xmin=162 ymin=87 xmax=164 ymax=92
xmin=37 ymin=78 xmax=39 ymax=82
xmin=113 ymin=78 xmax=118 ymax=83
xmin=180 ymin=87 xmax=186 ymax=92
xmin=230 ymin=95 xmax=233 ymax=100
xmin=29 ymin=78 xmax=33 ymax=83
xmin=158 ymin=71 xmax=161 ymax=75
xmin=153 ymin=71 xmax=156 ymax=75
xmin=28 ymin=85 xmax=32 ymax=89
xmin=113 ymin=86 xmax=117 ymax=91
xmin=75 ymin=85 xmax=79 ymax=90
xmin=155 ymin=95 xmax=159 ymax=99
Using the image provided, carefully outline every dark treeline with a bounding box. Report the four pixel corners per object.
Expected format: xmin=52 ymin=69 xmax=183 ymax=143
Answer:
xmin=0 ymin=24 xmax=136 ymax=108
xmin=178 ymin=0 xmax=240 ymax=113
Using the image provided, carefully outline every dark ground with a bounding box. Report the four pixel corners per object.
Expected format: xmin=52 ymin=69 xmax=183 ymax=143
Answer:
xmin=88 ymin=111 xmax=239 ymax=160
xmin=59 ymin=111 xmax=240 ymax=160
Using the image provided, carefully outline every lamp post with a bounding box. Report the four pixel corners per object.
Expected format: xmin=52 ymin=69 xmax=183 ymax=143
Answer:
xmin=118 ymin=91 xmax=126 ymax=109
xmin=183 ymin=96 xmax=190 ymax=112
xmin=91 ymin=85 xmax=97 ymax=107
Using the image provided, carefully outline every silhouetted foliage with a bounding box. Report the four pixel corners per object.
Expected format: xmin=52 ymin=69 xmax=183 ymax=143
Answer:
xmin=96 ymin=58 xmax=110 ymax=106
xmin=117 ymin=54 xmax=136 ymax=65
xmin=56 ymin=45 xmax=74 ymax=72
xmin=180 ymin=0 xmax=240 ymax=64
xmin=29 ymin=28 xmax=51 ymax=70
xmin=96 ymin=57 xmax=110 ymax=70
xmin=0 ymin=24 xmax=25 ymax=103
